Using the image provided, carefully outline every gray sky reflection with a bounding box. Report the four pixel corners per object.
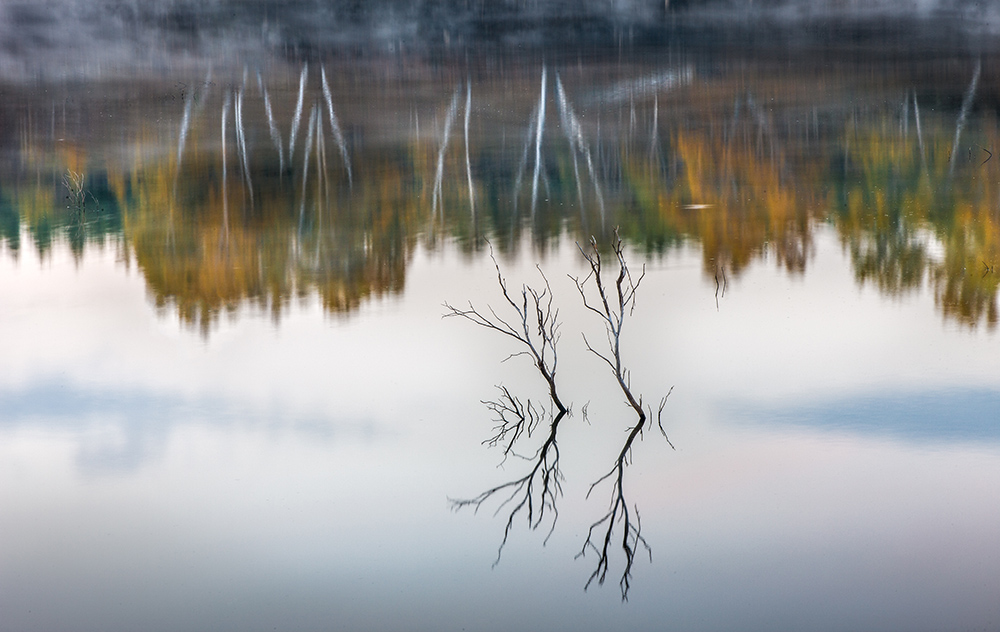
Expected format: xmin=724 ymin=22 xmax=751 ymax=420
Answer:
xmin=1 ymin=234 xmax=999 ymax=631
xmin=0 ymin=378 xmax=379 ymax=474
xmin=727 ymin=389 xmax=1000 ymax=442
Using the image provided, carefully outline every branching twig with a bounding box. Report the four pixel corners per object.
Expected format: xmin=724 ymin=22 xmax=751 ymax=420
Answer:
xmin=448 ymin=234 xmax=675 ymax=599
xmin=579 ymin=464 xmax=649 ymax=601
xmin=450 ymin=411 xmax=566 ymax=564
xmin=656 ymin=388 xmax=675 ymax=449
xmin=63 ymin=170 xmax=87 ymax=210
xmin=481 ymin=385 xmax=544 ymax=458
xmin=445 ymin=244 xmax=570 ymax=563
xmin=571 ymin=227 xmax=674 ymax=601
xmin=445 ymin=248 xmax=564 ymax=414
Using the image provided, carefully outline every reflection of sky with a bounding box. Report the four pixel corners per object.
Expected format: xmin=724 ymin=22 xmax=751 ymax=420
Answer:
xmin=0 ymin=379 xmax=377 ymax=474
xmin=2 ymin=230 xmax=1000 ymax=631
xmin=727 ymin=389 xmax=1000 ymax=441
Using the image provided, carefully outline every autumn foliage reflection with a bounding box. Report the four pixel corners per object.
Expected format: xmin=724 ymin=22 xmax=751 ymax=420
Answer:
xmin=3 ymin=57 xmax=1000 ymax=330
xmin=115 ymin=150 xmax=412 ymax=333
xmin=833 ymin=83 xmax=1000 ymax=329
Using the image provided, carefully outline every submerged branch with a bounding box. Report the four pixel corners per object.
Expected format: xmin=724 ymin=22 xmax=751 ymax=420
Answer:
xmin=571 ymin=227 xmax=673 ymax=601
xmin=481 ymin=384 xmax=543 ymax=458
xmin=449 ymin=234 xmax=673 ymax=599
xmin=445 ymin=245 xmax=570 ymax=562
xmin=450 ymin=406 xmax=568 ymax=564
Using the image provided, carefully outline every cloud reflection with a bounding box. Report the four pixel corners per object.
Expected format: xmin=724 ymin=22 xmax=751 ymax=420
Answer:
xmin=0 ymin=378 xmax=378 ymax=474
xmin=730 ymin=389 xmax=1000 ymax=442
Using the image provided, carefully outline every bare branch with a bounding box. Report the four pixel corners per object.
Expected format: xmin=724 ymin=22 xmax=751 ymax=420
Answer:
xmin=656 ymin=387 xmax=675 ymax=449
xmin=572 ymin=227 xmax=673 ymax=601
xmin=450 ymin=233 xmax=674 ymax=599
xmin=450 ymin=408 xmax=567 ymax=564
xmin=576 ymin=465 xmax=651 ymax=601
xmin=480 ymin=385 xmax=542 ymax=458
xmin=444 ymin=244 xmax=565 ymax=414
xmin=446 ymin=242 xmax=570 ymax=564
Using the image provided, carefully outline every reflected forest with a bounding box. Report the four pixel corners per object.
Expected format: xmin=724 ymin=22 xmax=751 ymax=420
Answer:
xmin=4 ymin=46 xmax=1000 ymax=332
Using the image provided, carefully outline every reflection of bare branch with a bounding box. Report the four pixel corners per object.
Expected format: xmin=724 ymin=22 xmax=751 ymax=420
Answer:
xmin=321 ymin=65 xmax=353 ymax=186
xmin=235 ymin=87 xmax=253 ymax=204
xmin=513 ymin=104 xmax=539 ymax=209
xmin=579 ymin=455 xmax=648 ymax=601
xmin=912 ymin=90 xmax=926 ymax=169
xmin=316 ymin=106 xmax=328 ymax=208
xmin=482 ymin=385 xmax=543 ymax=458
xmin=532 ymin=66 xmax=547 ymax=215
xmin=298 ymin=104 xmax=317 ymax=236
xmin=715 ymin=264 xmax=727 ymax=310
xmin=571 ymin=228 xmax=673 ymax=601
xmin=950 ymin=60 xmax=980 ymax=175
xmin=289 ymin=64 xmax=308 ymax=160
xmin=220 ymin=94 xmax=230 ymax=242
xmin=464 ymin=82 xmax=476 ymax=218
xmin=649 ymin=94 xmax=660 ymax=161
xmin=63 ymin=170 xmax=86 ymax=209
xmin=451 ymin=406 xmax=567 ymax=564
xmin=556 ymin=74 xmax=605 ymax=222
xmin=445 ymin=246 xmax=569 ymax=562
xmin=173 ymin=86 xmax=194 ymax=197
xmin=258 ymin=72 xmax=285 ymax=172
xmin=432 ymin=87 xmax=462 ymax=218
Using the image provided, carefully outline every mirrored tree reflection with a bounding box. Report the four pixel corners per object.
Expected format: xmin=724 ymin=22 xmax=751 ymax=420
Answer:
xmin=571 ymin=232 xmax=673 ymax=600
xmin=447 ymin=230 xmax=674 ymax=601
xmin=445 ymin=252 xmax=570 ymax=568
xmin=3 ymin=53 xmax=1000 ymax=330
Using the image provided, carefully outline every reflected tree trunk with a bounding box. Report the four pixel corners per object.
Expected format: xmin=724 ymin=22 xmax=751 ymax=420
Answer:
xmin=949 ymin=59 xmax=980 ymax=176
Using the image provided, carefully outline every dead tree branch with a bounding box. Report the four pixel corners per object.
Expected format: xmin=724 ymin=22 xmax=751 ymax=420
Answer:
xmin=444 ymin=245 xmax=570 ymax=563
xmin=481 ymin=384 xmax=543 ymax=458
xmin=571 ymin=227 xmax=674 ymax=601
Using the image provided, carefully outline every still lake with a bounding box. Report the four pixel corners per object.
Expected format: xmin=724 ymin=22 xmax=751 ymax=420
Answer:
xmin=1 ymin=25 xmax=999 ymax=632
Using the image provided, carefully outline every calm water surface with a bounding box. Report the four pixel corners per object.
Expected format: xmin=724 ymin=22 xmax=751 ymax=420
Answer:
xmin=1 ymin=28 xmax=1000 ymax=632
